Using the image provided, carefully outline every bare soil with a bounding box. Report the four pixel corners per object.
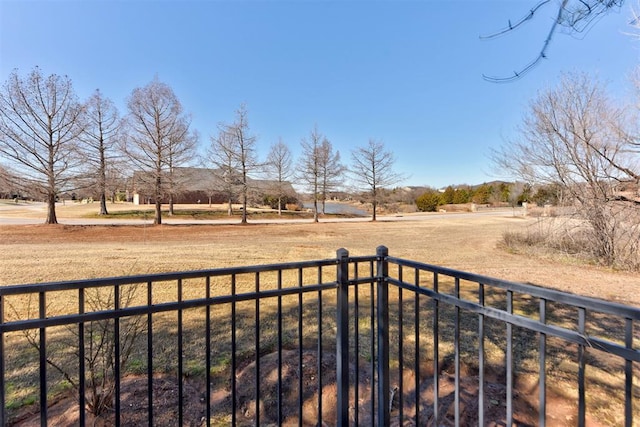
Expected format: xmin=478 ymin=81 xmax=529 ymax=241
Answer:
xmin=8 ymin=350 xmax=604 ymax=427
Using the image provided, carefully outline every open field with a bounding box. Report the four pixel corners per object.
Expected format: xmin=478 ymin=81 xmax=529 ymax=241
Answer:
xmin=1 ymin=200 xmax=639 ymax=306
xmin=1 ymin=201 xmax=639 ymax=425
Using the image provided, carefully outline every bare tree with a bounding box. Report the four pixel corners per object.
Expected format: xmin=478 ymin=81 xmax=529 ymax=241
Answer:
xmin=166 ymin=117 xmax=199 ymax=215
xmin=492 ymin=72 xmax=639 ymax=267
xmin=0 ymin=67 xmax=85 ymax=224
xmin=82 ymin=89 xmax=121 ymax=215
xmin=317 ymin=138 xmax=345 ymax=214
xmin=217 ymin=104 xmax=259 ymax=224
xmin=104 ymin=162 xmax=128 ymax=203
xmin=350 ymin=139 xmax=405 ymax=221
xmin=265 ymin=138 xmax=294 ymax=215
xmin=208 ymin=129 xmax=240 ymax=215
xmin=123 ymin=78 xmax=190 ymax=225
xmin=297 ymin=126 xmax=324 ymax=222
xmin=482 ymin=0 xmax=624 ymax=82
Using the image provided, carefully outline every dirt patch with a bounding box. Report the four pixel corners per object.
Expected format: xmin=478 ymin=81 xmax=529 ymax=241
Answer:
xmin=9 ymin=374 xmax=209 ymax=427
xmin=10 ymin=350 xmax=604 ymax=427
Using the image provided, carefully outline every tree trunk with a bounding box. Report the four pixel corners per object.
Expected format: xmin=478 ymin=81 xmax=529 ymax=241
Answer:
xmin=278 ymin=195 xmax=282 ymax=216
xmin=241 ymin=190 xmax=248 ymax=224
xmin=99 ymin=143 xmax=108 ymax=215
xmin=313 ymin=198 xmax=319 ymax=223
xmin=168 ymin=195 xmax=174 ymax=216
xmin=154 ymin=199 xmax=162 ymax=225
xmin=99 ymin=193 xmax=108 ymax=216
xmin=227 ymin=196 xmax=232 ymax=216
xmin=45 ymin=192 xmax=58 ymax=224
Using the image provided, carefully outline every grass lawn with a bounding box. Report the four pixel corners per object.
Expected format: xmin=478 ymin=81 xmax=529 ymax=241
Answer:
xmin=1 ymin=203 xmax=639 ymax=425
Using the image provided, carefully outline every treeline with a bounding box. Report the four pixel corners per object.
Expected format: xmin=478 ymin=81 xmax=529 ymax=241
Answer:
xmin=414 ymin=182 xmax=562 ymax=212
xmin=0 ymin=67 xmax=405 ymax=225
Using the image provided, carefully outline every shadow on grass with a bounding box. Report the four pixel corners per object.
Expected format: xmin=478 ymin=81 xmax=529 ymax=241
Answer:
xmin=4 ymin=280 xmax=639 ymax=426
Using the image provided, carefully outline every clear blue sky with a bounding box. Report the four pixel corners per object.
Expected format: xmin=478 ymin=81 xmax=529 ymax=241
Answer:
xmin=1 ymin=0 xmax=637 ymax=188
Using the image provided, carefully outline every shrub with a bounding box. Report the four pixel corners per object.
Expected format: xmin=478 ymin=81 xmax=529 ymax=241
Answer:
xmin=263 ymin=194 xmax=299 ymax=210
xmin=415 ymin=190 xmax=441 ymax=212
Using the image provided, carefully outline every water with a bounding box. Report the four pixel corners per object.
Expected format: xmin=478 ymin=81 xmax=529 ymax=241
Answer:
xmin=302 ymin=201 xmax=369 ymax=216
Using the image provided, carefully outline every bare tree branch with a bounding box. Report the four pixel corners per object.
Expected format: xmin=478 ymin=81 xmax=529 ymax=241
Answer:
xmin=81 ymin=89 xmax=121 ymax=215
xmin=265 ymin=138 xmax=294 ymax=215
xmin=297 ymin=125 xmax=325 ymax=223
xmin=482 ymin=0 xmax=623 ymax=82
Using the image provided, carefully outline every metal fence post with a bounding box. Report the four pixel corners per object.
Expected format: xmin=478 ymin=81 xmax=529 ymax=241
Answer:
xmin=376 ymin=245 xmax=390 ymax=426
xmin=0 ymin=295 xmax=5 ymax=426
xmin=336 ymin=248 xmax=350 ymax=427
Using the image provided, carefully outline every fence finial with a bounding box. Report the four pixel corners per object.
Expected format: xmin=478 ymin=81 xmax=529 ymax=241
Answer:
xmin=377 ymin=245 xmax=388 ymax=258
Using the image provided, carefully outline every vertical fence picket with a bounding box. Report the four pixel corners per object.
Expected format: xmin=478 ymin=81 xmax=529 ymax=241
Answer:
xmin=370 ymin=259 xmax=376 ymax=427
xmin=317 ymin=266 xmax=323 ymax=426
xmin=297 ymin=267 xmax=303 ymax=427
xmin=506 ymin=290 xmax=513 ymax=427
xmin=277 ymin=269 xmax=283 ymax=426
xmin=146 ymin=281 xmax=154 ymax=426
xmin=0 ymin=295 xmax=4 ymax=426
xmin=38 ymin=291 xmax=47 ymax=427
xmin=398 ymin=265 xmax=404 ymax=425
xmin=432 ymin=272 xmax=439 ymax=426
xmin=454 ymin=278 xmax=460 ymax=427
xmin=78 ymin=288 xmax=85 ymax=427
xmin=353 ymin=261 xmax=360 ymax=427
xmin=231 ymin=274 xmax=237 ymax=426
xmin=625 ymin=318 xmax=633 ymax=427
xmin=414 ymin=268 xmax=420 ymax=425
xmin=478 ymin=283 xmax=485 ymax=427
xmin=205 ymin=276 xmax=211 ymax=427
xmin=578 ymin=307 xmax=586 ymax=426
xmin=539 ymin=298 xmax=547 ymax=427
xmin=255 ymin=272 xmax=261 ymax=426
xmin=113 ymin=285 xmax=120 ymax=427
xmin=177 ymin=279 xmax=183 ymax=426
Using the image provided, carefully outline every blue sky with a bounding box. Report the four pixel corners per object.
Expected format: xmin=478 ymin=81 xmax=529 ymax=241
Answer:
xmin=1 ymin=0 xmax=638 ymax=189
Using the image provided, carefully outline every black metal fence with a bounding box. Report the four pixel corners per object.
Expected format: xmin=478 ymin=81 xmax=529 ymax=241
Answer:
xmin=1 ymin=246 xmax=638 ymax=426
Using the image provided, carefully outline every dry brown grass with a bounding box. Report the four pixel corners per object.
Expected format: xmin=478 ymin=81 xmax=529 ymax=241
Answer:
xmin=2 ymin=202 xmax=640 ymax=425
xmin=2 ymin=210 xmax=639 ymax=307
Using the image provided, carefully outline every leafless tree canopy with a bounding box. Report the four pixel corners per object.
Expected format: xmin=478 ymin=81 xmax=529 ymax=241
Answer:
xmin=297 ymin=126 xmax=327 ymax=223
xmin=82 ymin=89 xmax=121 ymax=215
xmin=482 ymin=0 xmax=624 ymax=82
xmin=0 ymin=67 xmax=85 ymax=224
xmin=350 ymin=139 xmax=405 ymax=221
xmin=165 ymin=116 xmax=199 ymax=215
xmin=124 ymin=78 xmax=192 ymax=225
xmin=492 ymin=72 xmax=639 ymax=267
xmin=265 ymin=138 xmax=294 ymax=215
xmin=214 ymin=104 xmax=258 ymax=224
xmin=208 ymin=128 xmax=241 ymax=214
xmin=317 ymin=139 xmax=345 ymax=215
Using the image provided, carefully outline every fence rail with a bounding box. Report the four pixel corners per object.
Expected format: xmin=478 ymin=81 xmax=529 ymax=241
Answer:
xmin=1 ymin=246 xmax=638 ymax=426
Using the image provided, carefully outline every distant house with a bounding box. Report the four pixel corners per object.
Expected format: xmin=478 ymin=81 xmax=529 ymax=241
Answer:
xmin=131 ymin=167 xmax=298 ymax=206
